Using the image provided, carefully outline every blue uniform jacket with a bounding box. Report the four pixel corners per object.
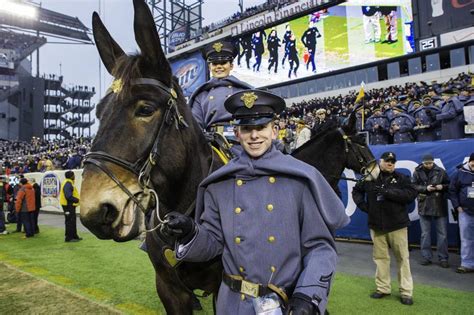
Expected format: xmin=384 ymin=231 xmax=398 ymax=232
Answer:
xmin=177 ymin=145 xmax=349 ymax=314
xmin=413 ymin=105 xmax=440 ymax=142
xmin=365 ymin=114 xmax=389 ymax=145
xmin=449 ymin=164 xmax=474 ymax=215
xmin=436 ymin=98 xmax=465 ymax=140
xmin=390 ymin=113 xmax=415 ymax=143
xmin=189 ymin=75 xmax=252 ymax=130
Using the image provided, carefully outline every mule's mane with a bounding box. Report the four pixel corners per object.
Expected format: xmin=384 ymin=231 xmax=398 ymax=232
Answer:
xmin=292 ymin=127 xmax=339 ymax=155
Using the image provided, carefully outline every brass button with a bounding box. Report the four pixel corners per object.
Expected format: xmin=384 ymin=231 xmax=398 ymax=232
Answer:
xmin=235 ymin=207 xmax=242 ymax=214
xmin=241 ymin=294 xmax=245 ymax=300
xmin=268 ymin=236 xmax=275 ymax=243
xmin=270 ymin=265 xmax=276 ymax=273
xmin=228 ymin=85 xmax=233 ymax=88
xmin=209 ymin=95 xmax=214 ymax=100
xmin=236 ymin=179 xmax=244 ymax=186
xmin=269 ymin=176 xmax=276 ymax=183
xmin=227 ymin=94 xmax=231 ymax=98
xmin=239 ymin=266 xmax=245 ymax=273
xmin=235 ymin=237 xmax=241 ymax=244
xmin=267 ymin=204 xmax=274 ymax=212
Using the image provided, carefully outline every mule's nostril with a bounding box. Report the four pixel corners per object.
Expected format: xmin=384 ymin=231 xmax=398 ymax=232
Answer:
xmin=101 ymin=203 xmax=118 ymax=225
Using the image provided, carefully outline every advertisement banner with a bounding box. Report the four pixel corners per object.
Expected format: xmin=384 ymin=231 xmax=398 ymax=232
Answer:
xmin=168 ymin=26 xmax=187 ymax=53
xmin=41 ymin=173 xmax=61 ymax=210
xmin=336 ymin=138 xmax=474 ymax=246
xmin=170 ymin=51 xmax=207 ymax=98
xmin=414 ymin=0 xmax=474 ymax=39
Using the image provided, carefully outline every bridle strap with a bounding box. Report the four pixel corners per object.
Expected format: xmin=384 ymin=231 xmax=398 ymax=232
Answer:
xmin=84 ymin=157 xmax=148 ymax=213
xmin=84 ymin=77 xmax=189 ymax=215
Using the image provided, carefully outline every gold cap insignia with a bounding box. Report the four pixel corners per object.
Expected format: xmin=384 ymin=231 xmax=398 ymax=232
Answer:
xmin=170 ymin=88 xmax=178 ymax=99
xmin=212 ymin=42 xmax=223 ymax=53
xmin=110 ymin=78 xmax=123 ymax=94
xmin=240 ymin=92 xmax=258 ymax=109
xmin=388 ymin=153 xmax=394 ymax=158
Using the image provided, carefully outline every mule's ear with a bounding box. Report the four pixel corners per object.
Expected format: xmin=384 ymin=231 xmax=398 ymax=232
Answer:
xmin=343 ymin=110 xmax=357 ymax=135
xmin=92 ymin=11 xmax=126 ymax=75
xmin=133 ymin=0 xmax=172 ymax=82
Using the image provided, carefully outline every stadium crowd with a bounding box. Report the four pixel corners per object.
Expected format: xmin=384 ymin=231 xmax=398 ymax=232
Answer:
xmin=278 ymin=72 xmax=473 ymax=151
xmin=0 ymin=137 xmax=91 ymax=175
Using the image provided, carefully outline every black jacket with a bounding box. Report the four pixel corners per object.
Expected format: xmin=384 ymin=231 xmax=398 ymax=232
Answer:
xmin=411 ymin=164 xmax=450 ymax=216
xmin=352 ymin=170 xmax=418 ymax=233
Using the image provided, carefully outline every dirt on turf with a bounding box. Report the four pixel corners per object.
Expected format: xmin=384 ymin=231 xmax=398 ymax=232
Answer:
xmin=0 ymin=262 xmax=122 ymax=314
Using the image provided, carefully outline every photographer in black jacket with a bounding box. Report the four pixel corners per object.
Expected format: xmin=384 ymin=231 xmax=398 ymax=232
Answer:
xmin=412 ymin=154 xmax=450 ymax=267
xmin=352 ymin=151 xmax=418 ymax=306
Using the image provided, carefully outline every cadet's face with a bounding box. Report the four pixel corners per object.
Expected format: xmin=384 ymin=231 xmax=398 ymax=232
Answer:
xmin=379 ymin=159 xmax=395 ymax=173
xmin=209 ymin=61 xmax=233 ymax=78
xmin=235 ymin=123 xmax=277 ymax=159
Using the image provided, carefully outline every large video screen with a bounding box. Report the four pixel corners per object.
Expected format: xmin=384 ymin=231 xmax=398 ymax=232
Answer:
xmin=232 ymin=0 xmax=414 ymax=88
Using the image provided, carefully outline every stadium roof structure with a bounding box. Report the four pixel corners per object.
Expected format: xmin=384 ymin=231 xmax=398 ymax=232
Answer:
xmin=0 ymin=0 xmax=92 ymax=44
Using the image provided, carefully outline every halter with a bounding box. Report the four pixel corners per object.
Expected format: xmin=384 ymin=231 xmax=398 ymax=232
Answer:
xmin=83 ymin=77 xmax=189 ymax=218
xmin=336 ymin=128 xmax=376 ymax=182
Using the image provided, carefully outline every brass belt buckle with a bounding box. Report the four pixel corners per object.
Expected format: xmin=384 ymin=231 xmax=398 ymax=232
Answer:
xmin=240 ymin=279 xmax=259 ymax=297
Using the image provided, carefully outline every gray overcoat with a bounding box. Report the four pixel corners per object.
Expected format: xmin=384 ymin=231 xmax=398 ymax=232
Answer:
xmin=177 ymin=145 xmax=349 ymax=314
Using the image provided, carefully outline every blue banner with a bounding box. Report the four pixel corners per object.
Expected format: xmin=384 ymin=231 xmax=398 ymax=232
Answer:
xmin=170 ymin=51 xmax=207 ymax=98
xmin=336 ymin=138 xmax=474 ymax=246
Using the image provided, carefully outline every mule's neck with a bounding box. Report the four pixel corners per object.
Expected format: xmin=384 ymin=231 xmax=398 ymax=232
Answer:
xmin=172 ymin=121 xmax=215 ymax=215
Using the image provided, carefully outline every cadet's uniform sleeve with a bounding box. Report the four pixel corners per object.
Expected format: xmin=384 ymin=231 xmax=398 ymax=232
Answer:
xmin=436 ymin=103 xmax=456 ymax=121
xmin=191 ymin=94 xmax=205 ymax=130
xmin=176 ymin=188 xmax=224 ymax=261
xmin=293 ymin=185 xmax=337 ymax=315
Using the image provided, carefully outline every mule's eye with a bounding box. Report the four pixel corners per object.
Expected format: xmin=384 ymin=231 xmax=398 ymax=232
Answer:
xmin=136 ymin=104 xmax=156 ymax=117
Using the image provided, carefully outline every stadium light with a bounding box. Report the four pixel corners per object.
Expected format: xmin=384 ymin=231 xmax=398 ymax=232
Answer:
xmin=0 ymin=0 xmax=38 ymax=19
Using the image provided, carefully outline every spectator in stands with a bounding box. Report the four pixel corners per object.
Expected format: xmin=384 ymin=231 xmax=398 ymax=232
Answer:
xmin=365 ymin=105 xmax=390 ymax=145
xmin=436 ymin=89 xmax=465 ymax=140
xmin=352 ymin=151 xmax=417 ymax=306
xmin=413 ymin=98 xmax=440 ymax=142
xmin=412 ymin=154 xmax=450 ymax=267
xmin=189 ymin=41 xmax=252 ymax=131
xmin=390 ymin=106 xmax=415 ymax=143
xmin=448 ymin=153 xmax=474 ymax=273
xmin=301 ymin=21 xmax=321 ymax=73
xmin=295 ymin=119 xmax=311 ymax=148
xmin=311 ymin=108 xmax=336 ymax=137
xmin=15 ymin=177 xmax=36 ymax=238
xmin=59 ymin=171 xmax=82 ymax=242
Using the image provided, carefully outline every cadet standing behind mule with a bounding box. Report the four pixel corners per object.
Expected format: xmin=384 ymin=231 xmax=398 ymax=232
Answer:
xmin=162 ymin=89 xmax=350 ymax=314
xmin=189 ymin=41 xmax=252 ymax=131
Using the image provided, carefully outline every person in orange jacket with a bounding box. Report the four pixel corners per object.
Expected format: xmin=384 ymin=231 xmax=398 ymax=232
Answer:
xmin=15 ymin=178 xmax=36 ymax=238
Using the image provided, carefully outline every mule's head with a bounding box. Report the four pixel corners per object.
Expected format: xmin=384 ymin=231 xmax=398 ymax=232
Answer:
xmin=340 ymin=111 xmax=378 ymax=180
xmin=81 ymin=0 xmax=194 ymax=241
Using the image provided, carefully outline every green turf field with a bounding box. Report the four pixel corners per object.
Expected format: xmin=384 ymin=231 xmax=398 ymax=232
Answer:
xmin=1 ymin=226 xmax=473 ymax=314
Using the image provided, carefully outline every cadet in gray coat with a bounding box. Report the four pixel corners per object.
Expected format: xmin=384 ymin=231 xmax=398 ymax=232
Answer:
xmin=390 ymin=106 xmax=415 ymax=143
xmin=365 ymin=106 xmax=389 ymax=145
xmin=436 ymin=90 xmax=465 ymax=140
xmin=163 ymin=90 xmax=350 ymax=315
xmin=413 ymin=100 xmax=440 ymax=142
xmin=189 ymin=41 xmax=252 ymax=131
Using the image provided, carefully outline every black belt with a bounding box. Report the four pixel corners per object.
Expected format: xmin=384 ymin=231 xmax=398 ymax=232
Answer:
xmin=222 ymin=273 xmax=290 ymax=303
